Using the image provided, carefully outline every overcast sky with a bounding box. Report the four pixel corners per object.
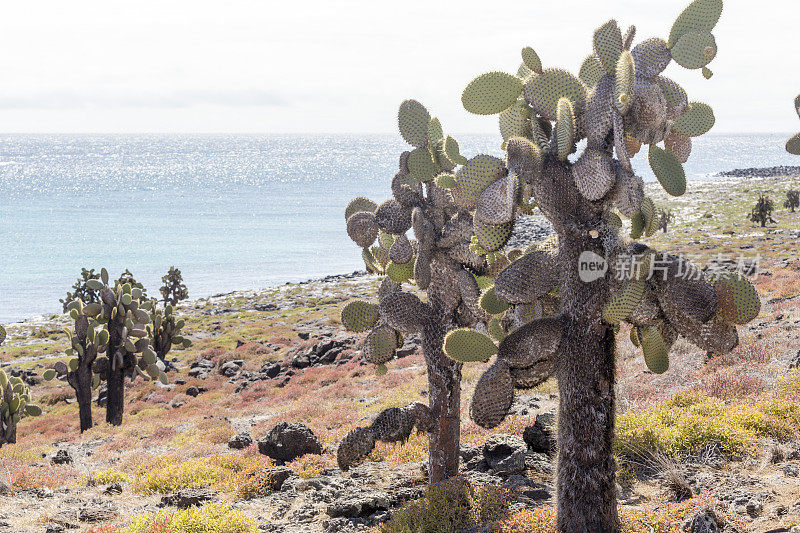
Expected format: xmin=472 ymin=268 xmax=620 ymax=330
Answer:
xmin=0 ymin=0 xmax=797 ymax=134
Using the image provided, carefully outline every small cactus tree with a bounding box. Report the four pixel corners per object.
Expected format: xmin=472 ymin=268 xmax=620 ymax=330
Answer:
xmin=658 ymin=209 xmax=673 ymax=232
xmin=147 ymin=301 xmax=192 ymax=365
xmin=749 ymin=194 xmax=775 ymax=227
xmin=784 ymin=190 xmax=799 ymax=212
xmin=339 ymin=103 xmax=503 ymax=482
xmin=160 ymin=266 xmax=188 ymax=305
xmin=117 ymin=269 xmax=148 ymax=299
xmin=60 ymin=268 xmax=102 ymax=312
xmin=0 ymin=327 xmax=42 ymax=447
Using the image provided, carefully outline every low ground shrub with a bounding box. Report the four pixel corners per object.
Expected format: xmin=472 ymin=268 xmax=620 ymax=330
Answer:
xmin=125 ymin=502 xmax=257 ymax=533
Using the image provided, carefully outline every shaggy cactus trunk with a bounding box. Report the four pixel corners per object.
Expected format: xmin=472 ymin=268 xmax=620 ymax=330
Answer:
xmin=69 ymin=363 xmax=94 ymax=432
xmin=423 ymin=318 xmax=462 ymax=481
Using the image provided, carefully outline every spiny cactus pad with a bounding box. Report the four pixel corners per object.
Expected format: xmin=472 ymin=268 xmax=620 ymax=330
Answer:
xmin=0 ymin=326 xmax=5 ymax=345
xmin=665 ymin=132 xmax=692 ymax=163
xmin=443 ymin=328 xmax=497 ymax=363
xmin=474 ymin=219 xmax=513 ymax=253
xmin=573 ymin=148 xmax=615 ymax=201
xmin=521 ymin=47 xmax=542 ymax=74
xmin=524 ymin=68 xmax=587 ymax=121
xmin=452 ymin=155 xmax=505 ymax=209
xmin=714 ymin=273 xmax=761 ymax=324
xmin=398 ymin=99 xmax=431 ymax=148
xmin=346 ymin=211 xmax=379 ymax=247
xmin=470 ymin=358 xmax=514 ymax=429
xmin=641 ymin=326 xmax=669 ymax=374
xmin=667 ymin=0 xmax=723 ymax=49
xmin=556 ymin=97 xmax=576 ymax=161
xmin=386 ymin=260 xmax=415 ymax=284
xmin=494 ymin=250 xmax=559 ymax=304
xmin=671 ymin=30 xmax=717 ymax=70
xmin=673 ymin=102 xmax=715 ymax=137
xmin=614 ymin=51 xmax=635 ymax=114
xmin=337 ymin=426 xmax=376 ymax=471
xmin=345 ymin=197 xmax=377 ymax=221
xmin=603 ymin=280 xmax=646 ymax=324
xmin=375 ymin=200 xmax=412 ymax=235
xmin=631 ymin=38 xmax=671 ymax=80
xmin=787 ymin=133 xmax=800 ymax=156
xmin=593 ymin=20 xmax=623 ymax=75
xmin=462 ymin=72 xmax=523 ymax=116
xmin=497 ymin=317 xmax=562 ymax=369
xmin=341 ymin=301 xmax=380 ymax=332
xmin=479 ymin=286 xmax=510 ymax=315
xmin=363 ymin=325 xmax=399 ymax=365
xmin=499 ymin=100 xmax=532 ymax=141
xmin=579 ymin=55 xmax=605 ymax=88
xmin=407 ymin=147 xmax=438 ymax=182
xmin=648 ymin=145 xmax=687 ymax=196
xmin=475 ymin=173 xmax=516 ymax=226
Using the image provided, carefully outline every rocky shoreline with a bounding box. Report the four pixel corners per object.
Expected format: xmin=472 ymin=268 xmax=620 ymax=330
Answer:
xmin=716 ymin=165 xmax=800 ymax=178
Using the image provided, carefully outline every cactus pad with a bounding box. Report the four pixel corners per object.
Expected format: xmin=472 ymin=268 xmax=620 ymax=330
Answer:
xmin=631 ymin=38 xmax=671 ymax=80
xmin=667 ymin=0 xmax=723 ymax=48
xmin=521 ymin=47 xmax=542 ymax=74
xmin=556 ymin=97 xmax=576 ymax=161
xmin=488 ymin=317 xmax=505 ymax=342
xmin=375 ymin=200 xmax=412 ymax=235
xmin=603 ymin=280 xmax=646 ymax=324
xmin=648 ymin=145 xmax=687 ymax=197
xmin=451 ymin=155 xmax=506 ymax=209
xmin=593 ymin=20 xmax=623 ymax=75
xmin=497 ymin=317 xmax=562 ymax=369
xmin=363 ymin=325 xmax=398 ymax=365
xmin=494 ymin=250 xmax=559 ymax=304
xmin=714 ymin=273 xmax=760 ymax=324
xmin=523 ymin=68 xmax=587 ymax=121
xmin=341 ymin=301 xmax=380 ymax=332
xmin=479 ymin=286 xmax=510 ymax=315
xmin=573 ymin=148 xmax=615 ymax=201
xmin=380 ymin=291 xmax=431 ymax=333
xmin=510 ymin=358 xmax=556 ymax=389
xmin=673 ymin=102 xmax=715 ymax=137
xmin=475 ymin=173 xmax=516 ymax=226
xmin=664 ymin=132 xmax=692 ymax=164
xmin=611 ymin=164 xmax=644 ymax=217
xmin=346 ymin=211 xmax=379 ymax=248
xmin=337 ymin=426 xmax=376 ymax=470
xmin=427 ymin=118 xmax=444 ymax=147
xmin=407 ymin=147 xmax=438 ymax=182
xmin=786 ymin=133 xmax=800 ymax=156
xmin=386 ymin=260 xmax=415 ymax=284
xmin=0 ymin=326 xmax=5 ymax=345
xmin=657 ymin=77 xmax=689 ymax=119
xmin=389 ymin=234 xmax=414 ymax=265
xmin=671 ymin=30 xmax=717 ymax=70
xmin=614 ymin=51 xmax=635 ymax=114
xmin=345 ymin=197 xmax=378 ymax=221
xmin=443 ymin=328 xmax=497 ymax=363
xmin=641 ymin=197 xmax=658 ymax=237
xmin=398 ymin=99 xmax=431 ymax=148
xmin=470 ymin=359 xmax=513 ymax=429
xmin=434 ymin=173 xmax=457 ymax=189
xmin=462 ymin=72 xmax=523 ymax=115
xmin=641 ymin=326 xmax=669 ymax=374
xmin=579 ymin=55 xmax=605 ymax=88
xmin=499 ymin=100 xmax=532 ymax=141
xmin=474 ymin=219 xmax=513 ymax=253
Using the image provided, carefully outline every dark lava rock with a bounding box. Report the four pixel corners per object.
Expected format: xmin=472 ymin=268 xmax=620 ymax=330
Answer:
xmin=51 ymin=449 xmax=72 ymax=465
xmin=228 ymin=432 xmax=254 ymax=450
xmin=258 ymin=422 xmax=323 ymax=464
xmin=483 ymin=434 xmax=527 ymax=476
xmin=219 ymin=361 xmax=242 ymax=377
xmin=523 ymin=412 xmax=556 ymax=455
xmin=78 ymin=499 xmax=119 ymax=522
xmin=161 ymin=488 xmax=216 ymax=509
xmin=681 ymin=509 xmax=720 ymax=532
xmin=185 ymin=386 xmax=207 ymax=397
xmin=327 ymin=490 xmax=391 ymax=518
xmin=261 ymin=362 xmax=282 ymax=378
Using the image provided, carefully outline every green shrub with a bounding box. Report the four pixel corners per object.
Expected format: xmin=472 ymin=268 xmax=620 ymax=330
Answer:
xmin=126 ymin=502 xmax=257 ymax=533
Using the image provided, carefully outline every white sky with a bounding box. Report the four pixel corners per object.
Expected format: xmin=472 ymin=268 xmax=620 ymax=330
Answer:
xmin=0 ymin=0 xmax=797 ymax=134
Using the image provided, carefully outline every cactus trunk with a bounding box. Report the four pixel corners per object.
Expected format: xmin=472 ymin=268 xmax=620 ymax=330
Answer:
xmin=556 ymin=234 xmax=620 ymax=533
xmin=106 ymin=317 xmax=126 ymax=426
xmin=422 ymin=320 xmax=462 ymax=482
xmin=67 ymin=363 xmax=94 ymax=432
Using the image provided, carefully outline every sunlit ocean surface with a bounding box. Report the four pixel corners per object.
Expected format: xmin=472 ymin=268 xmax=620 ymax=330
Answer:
xmin=1 ymin=133 xmax=797 ymax=323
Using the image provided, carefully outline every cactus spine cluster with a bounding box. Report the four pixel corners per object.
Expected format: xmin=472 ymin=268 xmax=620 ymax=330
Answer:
xmin=0 ymin=327 xmax=42 ymax=447
xmin=340 ymin=103 xmax=502 ymax=482
xmin=443 ymin=0 xmax=759 ymax=530
xmin=749 ymin=194 xmax=775 ymax=227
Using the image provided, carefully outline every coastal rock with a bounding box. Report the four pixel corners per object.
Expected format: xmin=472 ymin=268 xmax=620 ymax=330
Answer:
xmin=161 ymin=488 xmax=216 ymax=509
xmin=483 ymin=434 xmax=527 ymax=477
xmin=258 ymin=422 xmax=323 ymax=464
xmin=523 ymin=412 xmax=556 ymax=455
xmin=228 ymin=432 xmax=254 ymax=450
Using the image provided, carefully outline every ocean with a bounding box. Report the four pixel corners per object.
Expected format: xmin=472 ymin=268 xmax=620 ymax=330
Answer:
xmin=1 ymin=133 xmax=798 ymax=324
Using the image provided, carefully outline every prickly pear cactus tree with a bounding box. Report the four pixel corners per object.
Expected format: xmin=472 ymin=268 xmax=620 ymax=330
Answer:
xmin=60 ymin=268 xmax=102 ymax=312
xmin=339 ymin=101 xmax=507 ymax=482
xmin=0 ymin=331 xmax=42 ymax=447
xmin=454 ymin=0 xmax=760 ymax=530
xmin=787 ymin=94 xmax=800 ymax=155
xmin=749 ymin=194 xmax=775 ymax=227
xmin=93 ymin=268 xmax=165 ymax=425
xmin=44 ymin=300 xmax=109 ymax=431
xmin=785 ymin=190 xmax=799 ymax=213
xmin=147 ymin=300 xmax=191 ymax=364
xmin=160 ymin=266 xmax=188 ymax=305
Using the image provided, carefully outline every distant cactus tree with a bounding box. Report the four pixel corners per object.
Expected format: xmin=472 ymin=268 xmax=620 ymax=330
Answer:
xmin=117 ymin=269 xmax=147 ymax=300
xmin=785 ymin=190 xmax=799 ymax=212
xmin=786 ymin=94 xmax=800 ymax=155
xmin=339 ymin=101 xmax=507 ymax=482
xmin=442 ymin=0 xmax=758 ymax=530
xmin=659 ymin=209 xmax=673 ymax=232
xmin=46 ymin=270 xmax=166 ymax=428
xmin=749 ymin=194 xmax=775 ymax=227
xmin=60 ymin=268 xmax=102 ymax=312
xmin=160 ymin=266 xmax=188 ymax=305
xmin=147 ymin=301 xmax=191 ymax=364
xmin=0 ymin=327 xmax=42 ymax=446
